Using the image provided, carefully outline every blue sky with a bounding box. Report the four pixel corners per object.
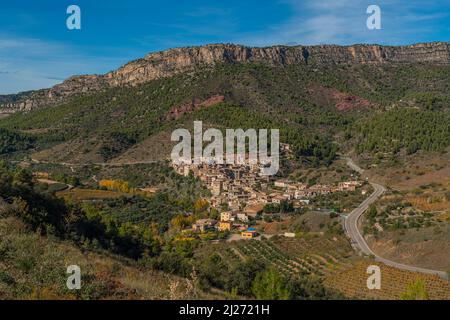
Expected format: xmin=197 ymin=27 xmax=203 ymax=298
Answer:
xmin=1 ymin=0 xmax=449 ymax=94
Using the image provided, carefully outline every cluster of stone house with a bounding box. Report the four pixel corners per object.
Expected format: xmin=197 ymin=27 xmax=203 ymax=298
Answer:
xmin=172 ymin=160 xmax=362 ymax=214
xmin=218 ymin=211 xmax=250 ymax=230
xmin=190 ymin=211 xmax=258 ymax=239
xmin=173 ymin=161 xmax=272 ymax=211
xmin=219 ymin=211 xmax=259 ymax=238
xmin=273 ymin=179 xmax=362 ymax=200
xmin=191 ymin=211 xmax=251 ymax=232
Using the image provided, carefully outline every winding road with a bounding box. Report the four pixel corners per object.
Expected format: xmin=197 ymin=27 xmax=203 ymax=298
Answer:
xmin=27 ymin=158 xmax=162 ymax=167
xmin=343 ymin=157 xmax=447 ymax=278
xmin=11 ymin=155 xmax=448 ymax=278
xmin=36 ymin=178 xmax=74 ymax=191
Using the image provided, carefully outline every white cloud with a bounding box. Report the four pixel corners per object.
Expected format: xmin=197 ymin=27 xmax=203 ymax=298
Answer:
xmin=234 ymin=0 xmax=450 ymax=46
xmin=2 ymin=1 xmax=448 ymax=94
xmin=0 ymin=34 xmax=127 ymax=94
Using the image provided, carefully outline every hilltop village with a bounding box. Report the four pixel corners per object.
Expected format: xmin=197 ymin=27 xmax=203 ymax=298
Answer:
xmin=172 ymin=155 xmax=363 ymax=239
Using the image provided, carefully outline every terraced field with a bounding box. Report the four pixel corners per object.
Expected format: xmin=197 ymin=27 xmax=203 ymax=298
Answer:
xmin=228 ymin=236 xmax=450 ymax=299
xmin=231 ymin=235 xmax=356 ymax=277
xmin=325 ymin=260 xmax=450 ymax=300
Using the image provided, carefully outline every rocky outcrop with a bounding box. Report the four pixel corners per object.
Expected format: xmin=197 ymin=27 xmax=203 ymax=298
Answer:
xmin=2 ymin=42 xmax=449 ymax=113
xmin=106 ymin=42 xmax=450 ymax=87
xmin=0 ymin=75 xmax=109 ymax=113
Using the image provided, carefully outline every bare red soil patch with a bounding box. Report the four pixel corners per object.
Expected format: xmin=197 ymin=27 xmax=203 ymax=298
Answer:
xmin=307 ymin=85 xmax=373 ymax=111
xmin=167 ymin=95 xmax=225 ymax=120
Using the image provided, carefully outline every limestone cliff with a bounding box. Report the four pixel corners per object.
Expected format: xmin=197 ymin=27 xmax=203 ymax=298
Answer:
xmin=1 ymin=42 xmax=449 ymax=113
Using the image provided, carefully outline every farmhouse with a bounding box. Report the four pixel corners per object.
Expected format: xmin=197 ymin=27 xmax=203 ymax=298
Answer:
xmin=192 ymin=219 xmax=217 ymax=232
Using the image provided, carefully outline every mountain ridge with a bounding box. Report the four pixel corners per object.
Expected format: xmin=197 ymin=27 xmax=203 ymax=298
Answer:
xmin=1 ymin=42 xmax=449 ymax=113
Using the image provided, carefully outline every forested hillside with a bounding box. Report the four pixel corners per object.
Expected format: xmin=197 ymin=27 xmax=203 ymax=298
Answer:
xmin=0 ymin=162 xmax=344 ymax=299
xmin=0 ymin=128 xmax=35 ymax=154
xmin=0 ymin=43 xmax=450 ymax=300
xmin=356 ymin=108 xmax=450 ymax=156
xmin=1 ymin=62 xmax=449 ymax=165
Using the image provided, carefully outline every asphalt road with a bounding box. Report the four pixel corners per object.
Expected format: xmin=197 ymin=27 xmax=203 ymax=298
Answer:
xmin=344 ymin=158 xmax=447 ymax=278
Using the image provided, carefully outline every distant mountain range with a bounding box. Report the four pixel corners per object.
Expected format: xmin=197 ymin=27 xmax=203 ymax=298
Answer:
xmin=0 ymin=42 xmax=448 ymax=167
xmin=1 ymin=42 xmax=449 ymax=113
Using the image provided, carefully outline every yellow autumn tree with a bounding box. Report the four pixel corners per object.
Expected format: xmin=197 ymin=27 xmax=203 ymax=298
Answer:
xmin=171 ymin=214 xmax=195 ymax=230
xmin=99 ymin=179 xmax=131 ymax=193
xmin=194 ymin=198 xmax=209 ymax=213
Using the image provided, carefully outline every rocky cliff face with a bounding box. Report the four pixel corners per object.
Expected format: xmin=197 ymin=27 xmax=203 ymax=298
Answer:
xmin=106 ymin=42 xmax=450 ymax=86
xmin=1 ymin=42 xmax=449 ymax=113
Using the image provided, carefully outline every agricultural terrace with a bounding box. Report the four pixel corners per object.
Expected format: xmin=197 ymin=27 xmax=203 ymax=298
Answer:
xmin=217 ymin=236 xmax=450 ymax=299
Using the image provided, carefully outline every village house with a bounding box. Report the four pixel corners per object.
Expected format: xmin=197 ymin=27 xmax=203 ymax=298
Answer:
xmin=192 ymin=219 xmax=217 ymax=232
xmin=234 ymin=223 xmax=249 ymax=231
xmin=338 ymin=181 xmax=362 ymax=192
xmin=211 ymin=180 xmax=223 ymax=196
xmin=282 ymin=193 xmax=293 ymax=201
xmin=218 ymin=221 xmax=233 ymax=231
xmin=236 ymin=213 xmax=249 ymax=223
xmin=274 ymin=180 xmax=291 ymax=188
xmin=228 ymin=199 xmax=240 ymax=211
xmin=271 ymin=194 xmax=287 ymax=204
xmin=33 ymin=172 xmax=50 ymax=179
xmin=241 ymin=228 xmax=258 ymax=239
xmin=220 ymin=211 xmax=235 ymax=222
